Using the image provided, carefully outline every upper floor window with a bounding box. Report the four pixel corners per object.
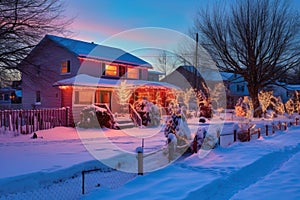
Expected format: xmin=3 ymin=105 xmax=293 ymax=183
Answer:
xmin=104 ymin=65 xmax=118 ymax=76
xmin=61 ymin=60 xmax=70 ymax=74
xmin=36 ymin=91 xmax=41 ymax=103
xmin=127 ymin=68 xmax=139 ymax=79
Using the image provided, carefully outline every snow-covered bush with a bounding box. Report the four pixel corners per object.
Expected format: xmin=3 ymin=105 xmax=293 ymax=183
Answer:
xmin=164 ymin=111 xmax=191 ymax=144
xmin=134 ymin=98 xmax=161 ymax=126
xmin=77 ymin=105 xmax=117 ymax=129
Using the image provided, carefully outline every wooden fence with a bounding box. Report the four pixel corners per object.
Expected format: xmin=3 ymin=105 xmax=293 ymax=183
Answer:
xmin=0 ymin=107 xmax=70 ymax=134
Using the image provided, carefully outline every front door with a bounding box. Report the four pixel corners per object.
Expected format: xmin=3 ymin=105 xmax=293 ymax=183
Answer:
xmin=95 ymin=90 xmax=112 ymax=110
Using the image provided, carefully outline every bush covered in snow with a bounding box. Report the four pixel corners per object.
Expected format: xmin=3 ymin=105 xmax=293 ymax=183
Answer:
xmin=77 ymin=105 xmax=117 ymax=129
xmin=133 ymin=98 xmax=161 ymax=126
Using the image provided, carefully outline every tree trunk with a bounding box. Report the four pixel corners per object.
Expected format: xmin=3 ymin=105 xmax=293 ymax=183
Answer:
xmin=248 ymin=86 xmax=262 ymax=118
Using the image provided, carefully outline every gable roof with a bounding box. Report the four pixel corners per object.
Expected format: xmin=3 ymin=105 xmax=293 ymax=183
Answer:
xmin=46 ymin=35 xmax=152 ymax=68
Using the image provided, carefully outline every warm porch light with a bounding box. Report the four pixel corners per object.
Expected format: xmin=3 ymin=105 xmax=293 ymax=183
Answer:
xmin=59 ymin=86 xmax=70 ymax=90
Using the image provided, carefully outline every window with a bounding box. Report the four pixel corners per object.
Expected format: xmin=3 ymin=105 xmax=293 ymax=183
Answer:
xmin=74 ymin=90 xmax=94 ymax=105
xmin=0 ymin=94 xmax=3 ymax=101
xmin=119 ymin=66 xmax=126 ymax=77
xmin=61 ymin=60 xmax=70 ymax=74
xmin=105 ymin=65 xmax=117 ymax=76
xmin=127 ymin=68 xmax=139 ymax=79
xmin=36 ymin=91 xmax=41 ymax=103
xmin=236 ymin=84 xmax=245 ymax=92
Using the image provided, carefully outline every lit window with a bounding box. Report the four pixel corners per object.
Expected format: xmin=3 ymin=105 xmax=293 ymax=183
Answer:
xmin=105 ymin=65 xmax=117 ymax=76
xmin=127 ymin=68 xmax=139 ymax=79
xmin=74 ymin=91 xmax=94 ymax=105
xmin=61 ymin=60 xmax=70 ymax=74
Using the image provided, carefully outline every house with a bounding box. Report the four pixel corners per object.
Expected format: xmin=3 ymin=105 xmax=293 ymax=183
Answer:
xmin=220 ymin=72 xmax=249 ymax=108
xmin=0 ymin=80 xmax=22 ymax=109
xmin=161 ymin=65 xmax=207 ymax=93
xmin=20 ymin=35 xmax=178 ymax=123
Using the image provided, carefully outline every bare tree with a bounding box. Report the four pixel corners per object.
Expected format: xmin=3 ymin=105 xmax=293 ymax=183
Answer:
xmin=193 ymin=0 xmax=300 ymax=117
xmin=0 ymin=0 xmax=73 ymax=85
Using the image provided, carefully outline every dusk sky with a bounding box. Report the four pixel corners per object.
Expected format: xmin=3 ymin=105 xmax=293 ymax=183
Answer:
xmin=65 ymin=0 xmax=300 ymax=43
xmin=63 ymin=0 xmax=300 ymax=66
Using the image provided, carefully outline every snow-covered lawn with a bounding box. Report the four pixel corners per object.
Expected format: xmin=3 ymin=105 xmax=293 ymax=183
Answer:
xmin=0 ymin=115 xmax=299 ymax=199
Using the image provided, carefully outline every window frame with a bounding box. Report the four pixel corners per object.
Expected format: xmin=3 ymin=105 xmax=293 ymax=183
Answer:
xmin=127 ymin=67 xmax=139 ymax=79
xmin=103 ymin=64 xmax=118 ymax=77
xmin=36 ymin=91 xmax=41 ymax=103
xmin=61 ymin=60 xmax=71 ymax=75
xmin=73 ymin=90 xmax=94 ymax=105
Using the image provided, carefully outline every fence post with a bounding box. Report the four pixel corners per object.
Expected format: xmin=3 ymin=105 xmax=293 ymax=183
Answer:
xmin=284 ymin=122 xmax=287 ymax=130
xmin=233 ymin=129 xmax=237 ymax=142
xmin=136 ymin=146 xmax=144 ymax=175
xmin=272 ymin=124 xmax=275 ymax=134
xmin=266 ymin=125 xmax=268 ymax=136
xmin=258 ymin=128 xmax=261 ymax=139
xmin=82 ymin=171 xmax=85 ymax=195
xmin=296 ymin=117 xmax=299 ymax=126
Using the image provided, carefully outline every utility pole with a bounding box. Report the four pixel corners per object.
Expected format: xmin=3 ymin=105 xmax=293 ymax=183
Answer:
xmin=195 ymin=33 xmax=199 ymax=90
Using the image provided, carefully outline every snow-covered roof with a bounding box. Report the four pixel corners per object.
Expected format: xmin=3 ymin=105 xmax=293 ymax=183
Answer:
xmin=46 ymin=35 xmax=152 ymax=68
xmin=148 ymin=70 xmax=165 ymax=75
xmin=286 ymin=84 xmax=300 ymax=91
xmin=53 ymin=74 xmax=180 ymax=90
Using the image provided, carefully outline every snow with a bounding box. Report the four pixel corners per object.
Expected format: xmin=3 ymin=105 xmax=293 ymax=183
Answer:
xmin=53 ymin=74 xmax=180 ymax=90
xmin=0 ymin=115 xmax=300 ymax=199
xmin=46 ymin=35 xmax=152 ymax=68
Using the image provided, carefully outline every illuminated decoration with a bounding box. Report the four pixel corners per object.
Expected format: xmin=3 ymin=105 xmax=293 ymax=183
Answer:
xmin=258 ymin=90 xmax=275 ymax=114
xmin=285 ymin=98 xmax=294 ymax=115
xmin=243 ymin=96 xmax=253 ymax=118
xmin=295 ymin=91 xmax=300 ymax=114
xmin=115 ymin=80 xmax=132 ymax=113
xmin=274 ymin=96 xmax=285 ymax=115
xmin=105 ymin=65 xmax=117 ymax=76
xmin=59 ymin=86 xmax=71 ymax=90
xmin=235 ymin=97 xmax=249 ymax=117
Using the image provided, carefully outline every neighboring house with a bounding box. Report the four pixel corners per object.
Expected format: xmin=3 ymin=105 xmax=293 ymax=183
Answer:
xmin=0 ymin=87 xmax=22 ymax=109
xmin=220 ymin=72 xmax=249 ymax=108
xmin=148 ymin=70 xmax=165 ymax=82
xmin=20 ymin=35 xmax=178 ymax=122
xmin=0 ymin=87 xmax=14 ymax=107
xmin=161 ymin=65 xmax=207 ymax=93
xmin=270 ymin=84 xmax=300 ymax=102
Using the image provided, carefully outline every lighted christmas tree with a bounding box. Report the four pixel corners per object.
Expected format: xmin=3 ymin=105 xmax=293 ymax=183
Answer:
xmin=235 ymin=97 xmax=248 ymax=117
xmin=115 ymin=80 xmax=132 ymax=114
xmin=258 ymin=90 xmax=274 ymax=115
xmin=295 ymin=91 xmax=300 ymax=114
xmin=285 ymin=98 xmax=294 ymax=115
xmin=274 ymin=96 xmax=285 ymax=115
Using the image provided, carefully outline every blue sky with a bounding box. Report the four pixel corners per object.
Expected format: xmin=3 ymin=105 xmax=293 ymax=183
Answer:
xmin=65 ymin=0 xmax=207 ymax=43
xmin=65 ymin=0 xmax=300 ymax=44
xmin=64 ymin=0 xmax=300 ymax=66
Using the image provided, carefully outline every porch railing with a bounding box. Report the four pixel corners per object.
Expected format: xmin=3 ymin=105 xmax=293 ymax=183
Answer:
xmin=129 ymin=104 xmax=142 ymax=127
